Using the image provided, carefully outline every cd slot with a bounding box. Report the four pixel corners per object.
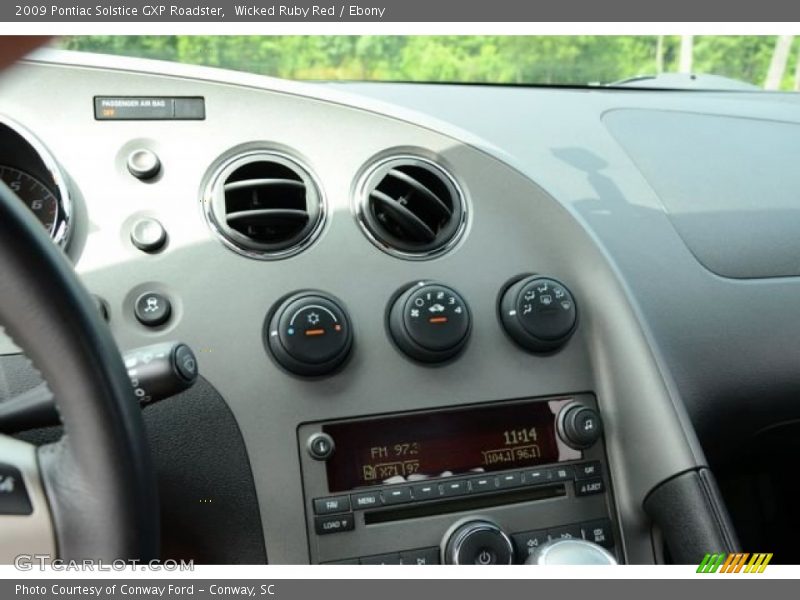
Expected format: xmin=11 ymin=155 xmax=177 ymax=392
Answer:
xmin=363 ymin=483 xmax=566 ymax=525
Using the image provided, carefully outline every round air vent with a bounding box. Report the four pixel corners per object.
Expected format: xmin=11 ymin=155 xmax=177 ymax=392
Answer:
xmin=204 ymin=150 xmax=324 ymax=259
xmin=356 ymin=156 xmax=467 ymax=259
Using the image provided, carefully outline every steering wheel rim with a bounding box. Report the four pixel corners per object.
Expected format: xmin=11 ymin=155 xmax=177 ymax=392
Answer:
xmin=0 ymin=180 xmax=159 ymax=561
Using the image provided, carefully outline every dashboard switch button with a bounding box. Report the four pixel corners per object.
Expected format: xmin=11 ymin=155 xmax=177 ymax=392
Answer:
xmin=0 ymin=464 xmax=32 ymax=515
xmin=127 ymin=148 xmax=161 ymax=180
xmin=134 ymin=291 xmax=172 ymax=327
xmin=130 ymin=218 xmax=167 ymax=253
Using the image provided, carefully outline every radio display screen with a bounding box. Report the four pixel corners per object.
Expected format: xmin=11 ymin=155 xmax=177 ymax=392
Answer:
xmin=322 ymin=398 xmax=581 ymax=492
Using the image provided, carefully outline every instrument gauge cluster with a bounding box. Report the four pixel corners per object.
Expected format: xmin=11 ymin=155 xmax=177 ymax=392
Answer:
xmin=0 ymin=118 xmax=72 ymax=248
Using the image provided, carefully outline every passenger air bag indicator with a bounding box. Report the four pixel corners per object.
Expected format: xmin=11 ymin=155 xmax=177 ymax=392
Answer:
xmin=94 ymin=96 xmax=205 ymax=120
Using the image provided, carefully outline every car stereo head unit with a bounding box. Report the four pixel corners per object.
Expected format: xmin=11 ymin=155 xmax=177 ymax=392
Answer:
xmin=297 ymin=394 xmax=619 ymax=565
xmin=322 ymin=399 xmax=580 ymax=492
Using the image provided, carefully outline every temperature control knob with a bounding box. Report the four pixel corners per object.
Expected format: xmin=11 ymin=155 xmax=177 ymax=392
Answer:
xmin=266 ymin=292 xmax=353 ymax=376
xmin=499 ymin=276 xmax=577 ymax=352
xmin=388 ymin=282 xmax=471 ymax=363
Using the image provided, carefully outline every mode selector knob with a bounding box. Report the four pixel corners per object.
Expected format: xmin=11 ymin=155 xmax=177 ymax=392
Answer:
xmin=443 ymin=519 xmax=514 ymax=565
xmin=266 ymin=291 xmax=353 ymax=377
xmin=499 ymin=276 xmax=577 ymax=352
xmin=388 ymin=282 xmax=471 ymax=363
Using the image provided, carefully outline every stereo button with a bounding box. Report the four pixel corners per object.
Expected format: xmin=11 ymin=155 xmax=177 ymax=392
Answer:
xmin=548 ymin=465 xmax=574 ymax=482
xmin=314 ymin=514 xmax=355 ymax=535
xmin=523 ymin=469 xmax=548 ymax=486
xmin=582 ymin=519 xmax=614 ymax=548
xmin=351 ymin=491 xmax=381 ymax=510
xmin=382 ymin=486 xmax=412 ymax=505
xmin=440 ymin=479 xmax=469 ymax=497
xmin=547 ymin=524 xmax=582 ymax=541
xmin=575 ymin=462 xmax=602 ymax=480
xmin=512 ymin=530 xmax=548 ymax=563
xmin=497 ymin=472 xmax=523 ymax=489
xmin=313 ymin=496 xmax=351 ymax=515
xmin=412 ymin=482 xmax=440 ymax=500
xmin=400 ymin=547 xmax=440 ymax=565
xmin=469 ymin=475 xmax=498 ymax=493
xmin=575 ymin=477 xmax=605 ymax=496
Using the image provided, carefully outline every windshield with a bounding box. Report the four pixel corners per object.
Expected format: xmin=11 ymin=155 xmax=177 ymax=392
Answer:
xmin=54 ymin=36 xmax=800 ymax=91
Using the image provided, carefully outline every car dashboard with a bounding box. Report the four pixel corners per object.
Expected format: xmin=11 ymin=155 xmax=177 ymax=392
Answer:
xmin=2 ymin=49 xmax=799 ymax=564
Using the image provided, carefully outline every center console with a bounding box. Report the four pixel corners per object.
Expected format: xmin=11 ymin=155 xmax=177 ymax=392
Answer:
xmin=298 ymin=393 xmax=619 ymax=564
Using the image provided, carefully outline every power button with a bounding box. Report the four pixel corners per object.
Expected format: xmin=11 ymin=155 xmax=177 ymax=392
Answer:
xmin=476 ymin=549 xmax=496 ymax=565
xmin=444 ymin=520 xmax=514 ymax=565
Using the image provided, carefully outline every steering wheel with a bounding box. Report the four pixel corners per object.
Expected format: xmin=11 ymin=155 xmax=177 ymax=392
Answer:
xmin=0 ymin=181 xmax=159 ymax=562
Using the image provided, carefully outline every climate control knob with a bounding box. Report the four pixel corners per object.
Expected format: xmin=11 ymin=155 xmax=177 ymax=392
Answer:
xmin=388 ymin=282 xmax=471 ymax=363
xmin=266 ymin=291 xmax=353 ymax=376
xmin=499 ymin=276 xmax=577 ymax=352
xmin=443 ymin=519 xmax=514 ymax=565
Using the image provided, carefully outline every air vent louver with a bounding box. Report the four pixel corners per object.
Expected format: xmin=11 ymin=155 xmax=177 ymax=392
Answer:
xmin=205 ymin=151 xmax=324 ymax=259
xmin=358 ymin=157 xmax=466 ymax=258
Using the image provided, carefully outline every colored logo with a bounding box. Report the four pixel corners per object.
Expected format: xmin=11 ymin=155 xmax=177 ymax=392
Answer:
xmin=697 ymin=553 xmax=773 ymax=573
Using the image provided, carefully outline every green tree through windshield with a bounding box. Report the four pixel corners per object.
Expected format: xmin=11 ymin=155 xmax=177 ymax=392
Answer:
xmin=56 ymin=36 xmax=800 ymax=90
